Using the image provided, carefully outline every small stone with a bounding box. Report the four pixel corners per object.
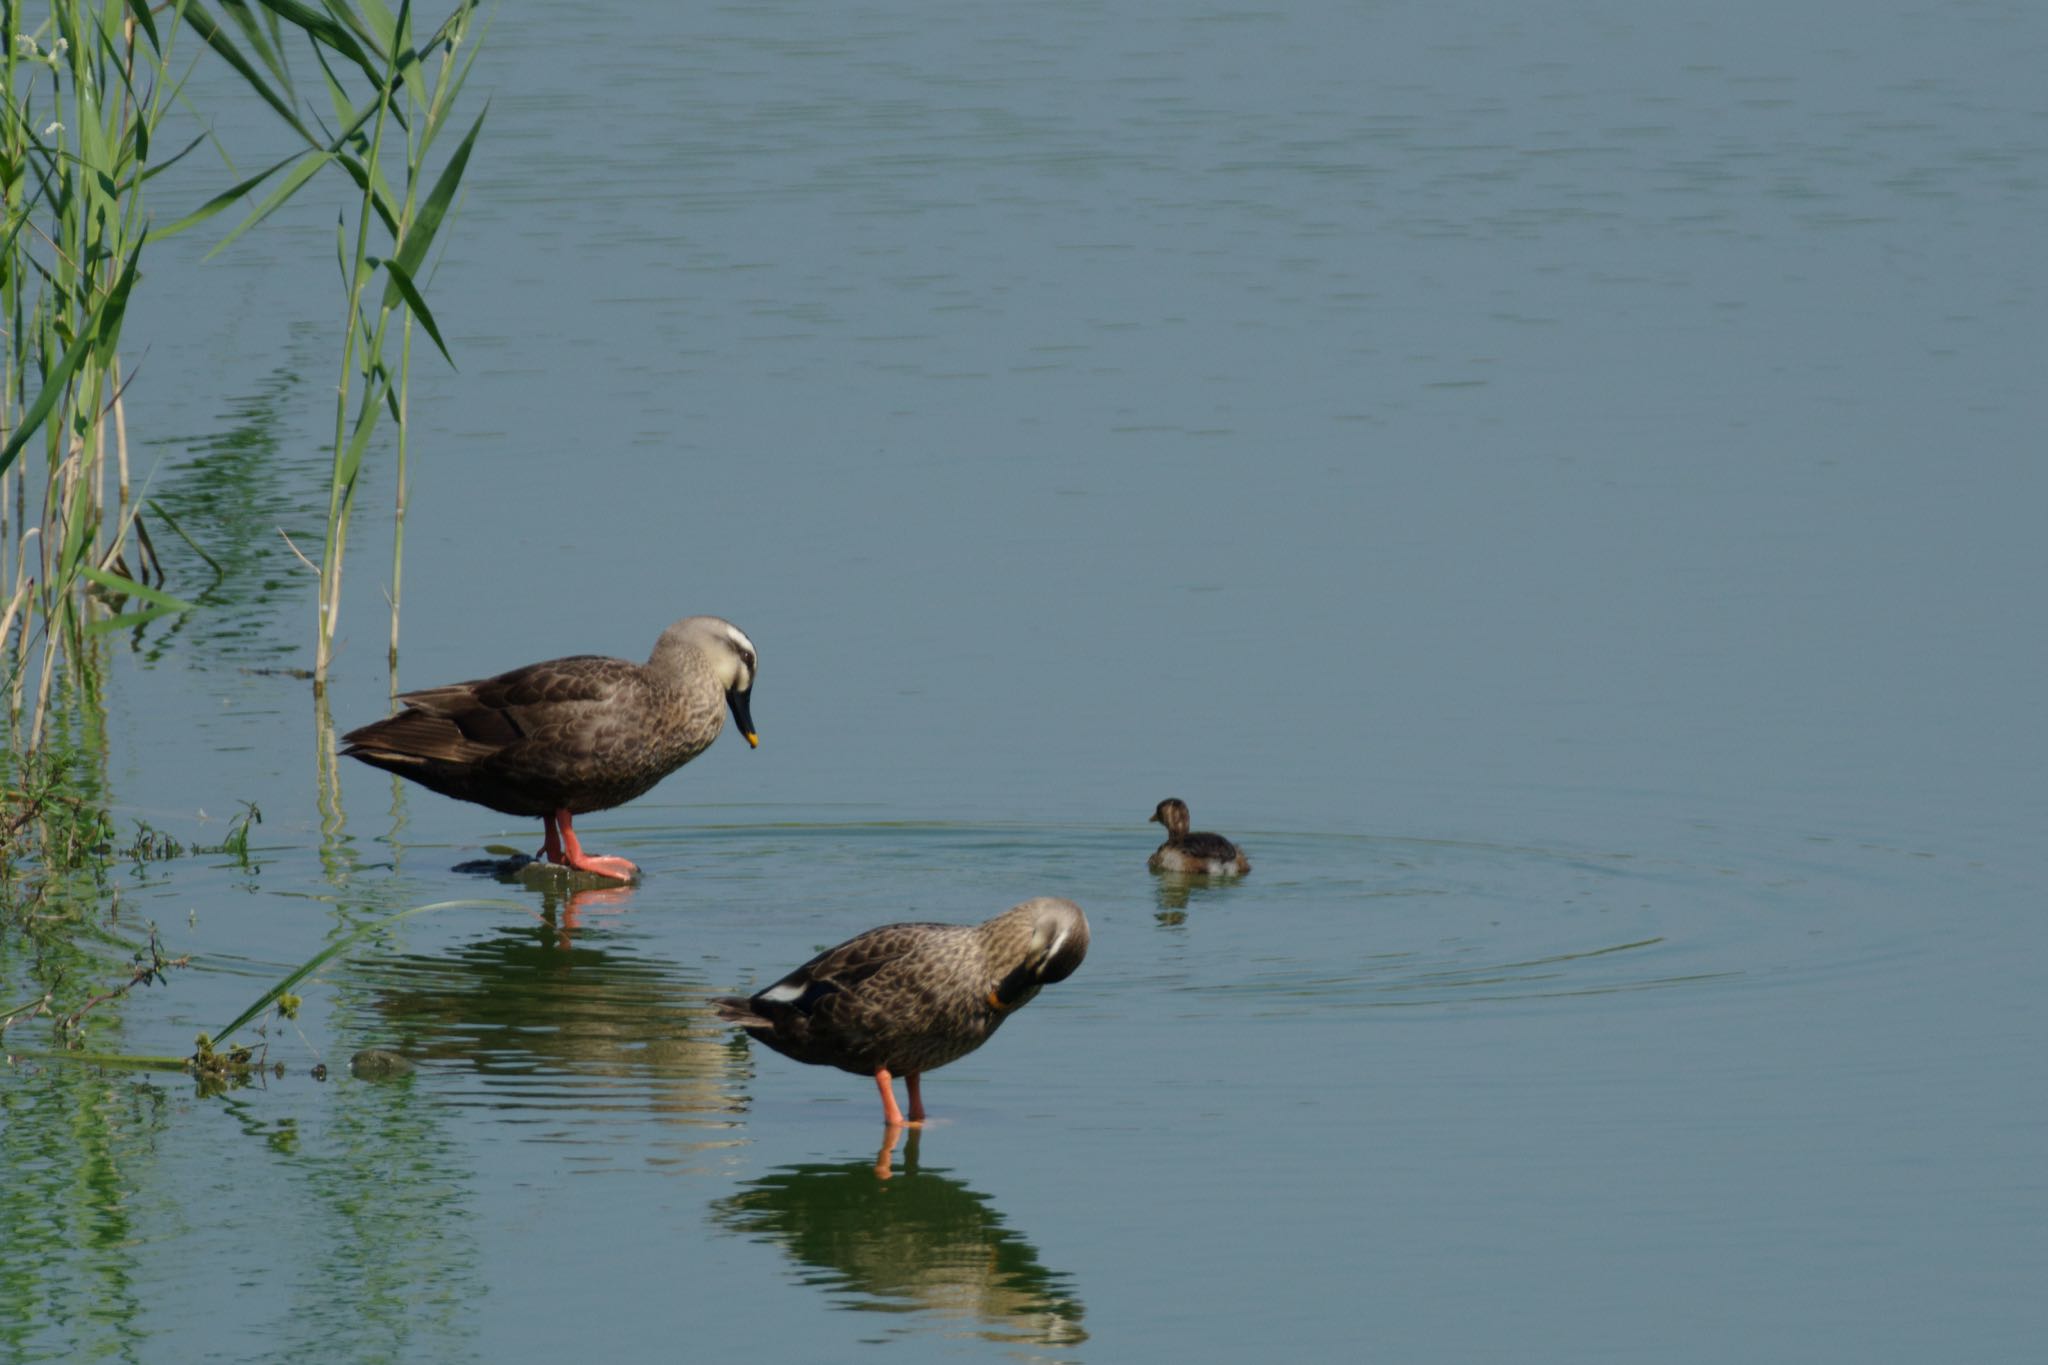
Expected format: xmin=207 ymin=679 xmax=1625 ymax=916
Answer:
xmin=349 ymin=1048 xmax=416 ymax=1080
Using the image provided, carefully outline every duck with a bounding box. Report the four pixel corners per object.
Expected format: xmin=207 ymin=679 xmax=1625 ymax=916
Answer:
xmin=340 ymin=616 xmax=758 ymax=882
xmin=716 ymin=897 xmax=1090 ymax=1128
xmin=1147 ymin=797 xmax=1250 ymax=876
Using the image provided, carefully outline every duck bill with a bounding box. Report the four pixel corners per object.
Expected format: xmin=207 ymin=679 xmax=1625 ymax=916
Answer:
xmin=729 ymin=689 xmax=759 ymax=748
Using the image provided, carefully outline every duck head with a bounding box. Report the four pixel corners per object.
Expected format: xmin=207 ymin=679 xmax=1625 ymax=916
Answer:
xmin=988 ymin=897 xmax=1091 ymax=1010
xmin=654 ymin=616 xmax=761 ymax=748
xmin=1149 ymin=798 xmax=1190 ymax=839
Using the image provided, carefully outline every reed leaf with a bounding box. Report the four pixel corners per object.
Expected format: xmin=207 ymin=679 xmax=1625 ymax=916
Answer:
xmin=0 ymin=243 xmax=142 ymax=478
xmin=78 ymin=565 xmax=195 ymax=612
xmin=184 ymin=1 xmax=320 ymax=145
xmin=83 ymin=605 xmax=187 ymax=635
xmin=147 ymin=148 xmax=307 ymax=242
xmin=88 ymin=11 xmax=153 ymax=164
xmin=212 ymin=897 xmax=519 ymax=1044
xmin=57 ymin=480 xmax=99 ymax=598
xmin=219 ymin=0 xmax=297 ymax=91
xmin=357 ymin=0 xmax=401 ymax=49
xmin=419 ymin=6 xmax=487 ymax=144
xmin=258 ymin=0 xmax=387 ymax=88
xmin=312 ymin=28 xmax=360 ymax=133
xmin=382 ymin=100 xmax=481 ymax=305
xmin=330 ymin=146 xmax=404 ymax=239
xmin=336 ymin=379 xmax=387 ymax=486
xmin=135 ymin=132 xmax=214 ymax=191
xmin=201 ymin=148 xmax=332 ymax=259
xmin=125 ymin=0 xmax=165 ymax=54
xmin=316 ymin=0 xmax=393 ymax=64
xmin=376 ymin=257 xmax=450 ymax=367
xmin=360 ymin=0 xmax=430 ymax=113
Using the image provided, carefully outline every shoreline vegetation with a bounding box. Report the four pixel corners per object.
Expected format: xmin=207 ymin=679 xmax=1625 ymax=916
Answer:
xmin=2 ymin=0 xmax=487 ymax=1075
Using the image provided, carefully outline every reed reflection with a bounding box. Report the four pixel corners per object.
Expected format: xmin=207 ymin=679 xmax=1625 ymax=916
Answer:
xmin=714 ymin=1129 xmax=1087 ymax=1350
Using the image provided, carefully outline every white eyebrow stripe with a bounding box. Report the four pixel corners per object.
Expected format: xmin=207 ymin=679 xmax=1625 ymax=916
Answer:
xmin=1042 ymin=926 xmax=1069 ymax=965
xmin=759 ymin=980 xmax=804 ymax=1004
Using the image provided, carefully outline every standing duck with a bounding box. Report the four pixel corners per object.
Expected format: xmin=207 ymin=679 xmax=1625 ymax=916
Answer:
xmin=1147 ymin=798 xmax=1250 ymax=876
xmin=341 ymin=616 xmax=758 ymax=881
xmin=716 ymin=897 xmax=1090 ymax=1128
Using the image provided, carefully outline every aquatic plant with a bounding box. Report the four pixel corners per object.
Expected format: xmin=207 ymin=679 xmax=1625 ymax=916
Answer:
xmin=0 ymin=736 xmax=112 ymax=875
xmin=167 ymin=0 xmax=487 ymax=689
xmin=1 ymin=3 xmax=199 ymax=747
xmin=3 ymin=895 xmax=515 ymax=1076
xmin=2 ymin=0 xmax=490 ymax=755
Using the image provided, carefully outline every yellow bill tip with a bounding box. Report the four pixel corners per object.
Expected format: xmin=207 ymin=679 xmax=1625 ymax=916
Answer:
xmin=744 ymin=732 xmax=760 ymax=749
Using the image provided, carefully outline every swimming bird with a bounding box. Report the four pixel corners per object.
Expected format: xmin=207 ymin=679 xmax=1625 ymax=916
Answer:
xmin=340 ymin=616 xmax=758 ymax=881
xmin=1147 ymin=797 xmax=1250 ymax=875
xmin=716 ymin=897 xmax=1090 ymax=1128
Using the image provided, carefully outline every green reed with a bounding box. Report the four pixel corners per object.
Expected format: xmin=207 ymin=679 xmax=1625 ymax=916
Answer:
xmin=2 ymin=6 xmax=487 ymax=1094
xmin=2 ymin=0 xmax=488 ymax=750
xmin=1 ymin=1 xmax=199 ymax=748
xmin=167 ymin=0 xmax=486 ymax=689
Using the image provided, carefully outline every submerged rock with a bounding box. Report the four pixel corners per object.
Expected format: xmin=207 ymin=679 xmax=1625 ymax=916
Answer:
xmin=349 ymin=1048 xmax=417 ymax=1080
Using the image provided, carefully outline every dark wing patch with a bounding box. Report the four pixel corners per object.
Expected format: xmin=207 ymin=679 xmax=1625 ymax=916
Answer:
xmin=1182 ymin=831 xmax=1242 ymax=861
xmin=341 ymin=706 xmax=502 ymax=765
xmin=759 ymin=926 xmax=945 ymax=1017
xmin=345 ymin=657 xmax=635 ymax=764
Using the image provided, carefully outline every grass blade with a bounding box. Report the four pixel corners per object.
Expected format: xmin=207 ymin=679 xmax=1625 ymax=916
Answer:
xmin=213 ymin=898 xmax=520 ymax=1043
xmin=6 ymin=1050 xmax=196 ymax=1072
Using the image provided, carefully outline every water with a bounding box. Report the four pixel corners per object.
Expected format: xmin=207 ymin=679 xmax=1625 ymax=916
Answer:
xmin=6 ymin=1 xmax=2046 ymax=1360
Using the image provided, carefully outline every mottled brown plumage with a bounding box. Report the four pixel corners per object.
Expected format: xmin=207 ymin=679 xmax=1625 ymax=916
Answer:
xmin=717 ymin=897 xmax=1090 ymax=1127
xmin=1148 ymin=797 xmax=1250 ymax=876
xmin=341 ymin=616 xmax=758 ymax=879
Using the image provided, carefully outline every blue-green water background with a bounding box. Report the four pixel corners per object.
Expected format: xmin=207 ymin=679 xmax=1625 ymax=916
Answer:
xmin=5 ymin=1 xmax=2045 ymax=1360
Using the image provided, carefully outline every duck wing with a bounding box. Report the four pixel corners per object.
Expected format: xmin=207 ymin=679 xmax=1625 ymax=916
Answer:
xmin=1180 ymin=831 xmax=1243 ymax=862
xmin=342 ymin=655 xmax=634 ymax=765
xmin=730 ymin=924 xmax=942 ymax=1021
xmin=716 ymin=923 xmax=964 ymax=1070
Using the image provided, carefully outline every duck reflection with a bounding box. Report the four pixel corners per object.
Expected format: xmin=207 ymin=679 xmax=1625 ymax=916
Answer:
xmin=453 ymin=852 xmax=638 ymax=945
xmin=713 ymin=1130 xmax=1087 ymax=1350
xmin=1152 ymin=870 xmax=1242 ymax=914
xmin=351 ymin=917 xmax=751 ymax=1145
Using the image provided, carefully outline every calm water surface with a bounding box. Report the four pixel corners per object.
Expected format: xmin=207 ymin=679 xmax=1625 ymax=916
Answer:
xmin=6 ymin=1 xmax=2045 ymax=1361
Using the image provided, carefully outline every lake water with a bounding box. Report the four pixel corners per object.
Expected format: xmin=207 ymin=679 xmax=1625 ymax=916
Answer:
xmin=5 ymin=1 xmax=2045 ymax=1360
